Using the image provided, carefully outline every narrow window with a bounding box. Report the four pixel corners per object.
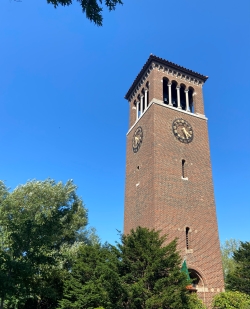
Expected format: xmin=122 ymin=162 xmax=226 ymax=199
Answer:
xmin=180 ymin=85 xmax=186 ymax=110
xmin=186 ymin=227 xmax=190 ymax=249
xmin=188 ymin=88 xmax=194 ymax=113
xmin=138 ymin=97 xmax=141 ymax=118
xmin=182 ymin=160 xmax=185 ymax=178
xmin=163 ymin=78 xmax=169 ymax=104
xmin=171 ymin=81 xmax=178 ymax=108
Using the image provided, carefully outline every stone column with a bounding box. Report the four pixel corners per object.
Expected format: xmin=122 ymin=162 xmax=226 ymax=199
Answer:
xmin=168 ymin=83 xmax=172 ymax=106
xmin=136 ymin=101 xmax=139 ymax=120
xmin=145 ymin=90 xmax=148 ymax=109
xmin=176 ymin=86 xmax=181 ymax=109
xmin=141 ymin=96 xmax=144 ymax=114
xmin=185 ymin=89 xmax=190 ymax=112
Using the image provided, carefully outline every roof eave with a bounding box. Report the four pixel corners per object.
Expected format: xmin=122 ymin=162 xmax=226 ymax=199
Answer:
xmin=125 ymin=55 xmax=208 ymax=101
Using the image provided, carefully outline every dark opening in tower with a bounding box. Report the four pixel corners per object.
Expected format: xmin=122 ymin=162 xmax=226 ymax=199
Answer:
xmin=180 ymin=84 xmax=186 ymax=110
xmin=171 ymin=81 xmax=178 ymax=108
xmin=163 ymin=78 xmax=169 ymax=104
xmin=182 ymin=159 xmax=186 ymax=178
xmin=186 ymin=227 xmax=190 ymax=249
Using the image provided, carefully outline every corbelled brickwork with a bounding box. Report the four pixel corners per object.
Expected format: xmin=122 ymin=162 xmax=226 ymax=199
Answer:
xmin=124 ymin=55 xmax=224 ymax=307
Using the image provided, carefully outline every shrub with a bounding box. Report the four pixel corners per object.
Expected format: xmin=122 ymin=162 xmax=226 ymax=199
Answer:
xmin=212 ymin=291 xmax=250 ymax=309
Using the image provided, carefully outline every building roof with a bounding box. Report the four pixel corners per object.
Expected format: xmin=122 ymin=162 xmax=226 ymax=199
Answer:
xmin=125 ymin=54 xmax=208 ymax=100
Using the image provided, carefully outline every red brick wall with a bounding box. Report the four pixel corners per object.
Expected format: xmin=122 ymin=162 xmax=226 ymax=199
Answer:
xmin=124 ymin=64 xmax=224 ymax=307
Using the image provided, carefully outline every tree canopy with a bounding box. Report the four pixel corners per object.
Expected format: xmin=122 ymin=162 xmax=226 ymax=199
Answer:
xmin=59 ymin=243 xmax=123 ymax=309
xmin=226 ymin=241 xmax=250 ymax=295
xmin=221 ymin=239 xmax=240 ymax=279
xmin=212 ymin=291 xmax=250 ymax=309
xmin=116 ymin=227 xmax=190 ymax=309
xmin=1 ymin=178 xmax=234 ymax=309
xmin=0 ymin=179 xmax=89 ymax=309
xmin=47 ymin=0 xmax=123 ymax=26
xmin=60 ymin=226 xmax=192 ymax=309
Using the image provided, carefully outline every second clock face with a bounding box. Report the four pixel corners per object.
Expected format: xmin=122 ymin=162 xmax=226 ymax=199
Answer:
xmin=132 ymin=126 xmax=143 ymax=153
xmin=172 ymin=119 xmax=193 ymax=143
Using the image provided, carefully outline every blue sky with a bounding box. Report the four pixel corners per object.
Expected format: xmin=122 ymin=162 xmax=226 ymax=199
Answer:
xmin=0 ymin=0 xmax=249 ymax=245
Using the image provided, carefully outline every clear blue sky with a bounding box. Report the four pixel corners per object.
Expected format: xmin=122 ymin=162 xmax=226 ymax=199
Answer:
xmin=0 ymin=0 xmax=249 ymax=245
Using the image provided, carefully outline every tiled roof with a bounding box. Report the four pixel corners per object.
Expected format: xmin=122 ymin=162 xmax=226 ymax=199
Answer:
xmin=125 ymin=54 xmax=208 ymax=100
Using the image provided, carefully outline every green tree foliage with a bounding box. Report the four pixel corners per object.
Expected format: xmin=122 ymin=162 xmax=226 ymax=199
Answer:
xmin=0 ymin=179 xmax=88 ymax=309
xmin=187 ymin=293 xmax=207 ymax=309
xmin=59 ymin=243 xmax=123 ymax=309
xmin=60 ymin=227 xmax=191 ymax=309
xmin=221 ymin=239 xmax=240 ymax=279
xmin=118 ymin=227 xmax=190 ymax=309
xmin=47 ymin=0 xmax=123 ymax=26
xmin=212 ymin=291 xmax=250 ymax=309
xmin=226 ymin=242 xmax=250 ymax=295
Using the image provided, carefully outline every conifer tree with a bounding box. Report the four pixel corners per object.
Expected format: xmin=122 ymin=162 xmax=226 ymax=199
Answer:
xmin=59 ymin=244 xmax=123 ymax=309
xmin=118 ymin=227 xmax=190 ymax=309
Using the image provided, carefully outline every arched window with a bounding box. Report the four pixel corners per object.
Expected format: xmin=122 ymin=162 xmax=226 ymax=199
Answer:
xmin=137 ymin=95 xmax=141 ymax=118
xmin=180 ymin=84 xmax=186 ymax=111
xmin=171 ymin=81 xmax=178 ymax=108
xmin=189 ymin=269 xmax=204 ymax=289
xmin=163 ymin=78 xmax=169 ymax=104
xmin=188 ymin=87 xmax=194 ymax=113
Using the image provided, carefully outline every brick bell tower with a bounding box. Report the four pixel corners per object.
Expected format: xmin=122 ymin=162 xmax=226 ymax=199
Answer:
xmin=124 ymin=55 xmax=224 ymax=306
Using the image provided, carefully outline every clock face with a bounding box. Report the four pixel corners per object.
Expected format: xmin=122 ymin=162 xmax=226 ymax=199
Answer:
xmin=172 ymin=119 xmax=193 ymax=143
xmin=132 ymin=126 xmax=143 ymax=153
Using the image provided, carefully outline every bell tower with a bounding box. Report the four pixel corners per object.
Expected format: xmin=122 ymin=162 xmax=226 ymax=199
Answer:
xmin=124 ymin=55 xmax=224 ymax=306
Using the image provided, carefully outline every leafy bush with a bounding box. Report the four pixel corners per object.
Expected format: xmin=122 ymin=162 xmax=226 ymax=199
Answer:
xmin=212 ymin=291 xmax=250 ymax=309
xmin=188 ymin=293 xmax=207 ymax=309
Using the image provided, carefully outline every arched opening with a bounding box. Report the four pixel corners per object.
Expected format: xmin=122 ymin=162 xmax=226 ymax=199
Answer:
xmin=163 ymin=78 xmax=169 ymax=105
xmin=171 ymin=81 xmax=178 ymax=108
xmin=188 ymin=87 xmax=194 ymax=113
xmin=180 ymin=84 xmax=186 ymax=111
xmin=189 ymin=269 xmax=204 ymax=290
xmin=137 ymin=95 xmax=141 ymax=118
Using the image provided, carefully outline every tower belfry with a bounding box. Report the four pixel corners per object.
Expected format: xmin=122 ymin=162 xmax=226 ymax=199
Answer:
xmin=124 ymin=55 xmax=224 ymax=306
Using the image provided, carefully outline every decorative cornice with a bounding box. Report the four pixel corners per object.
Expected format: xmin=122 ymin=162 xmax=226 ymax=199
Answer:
xmin=125 ymin=54 xmax=208 ymax=101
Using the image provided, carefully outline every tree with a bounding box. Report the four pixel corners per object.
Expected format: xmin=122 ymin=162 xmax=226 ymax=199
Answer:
xmin=118 ymin=227 xmax=190 ymax=309
xmin=221 ymin=239 xmax=240 ymax=279
xmin=226 ymin=241 xmax=250 ymax=295
xmin=0 ymin=179 xmax=88 ymax=308
xmin=59 ymin=243 xmax=123 ymax=309
xmin=60 ymin=227 xmax=192 ymax=309
xmin=47 ymin=0 xmax=123 ymax=26
xmin=212 ymin=291 xmax=250 ymax=309
xmin=187 ymin=293 xmax=207 ymax=309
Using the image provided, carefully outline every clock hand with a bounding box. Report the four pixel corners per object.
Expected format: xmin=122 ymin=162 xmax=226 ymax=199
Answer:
xmin=134 ymin=136 xmax=139 ymax=145
xmin=182 ymin=127 xmax=191 ymax=138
